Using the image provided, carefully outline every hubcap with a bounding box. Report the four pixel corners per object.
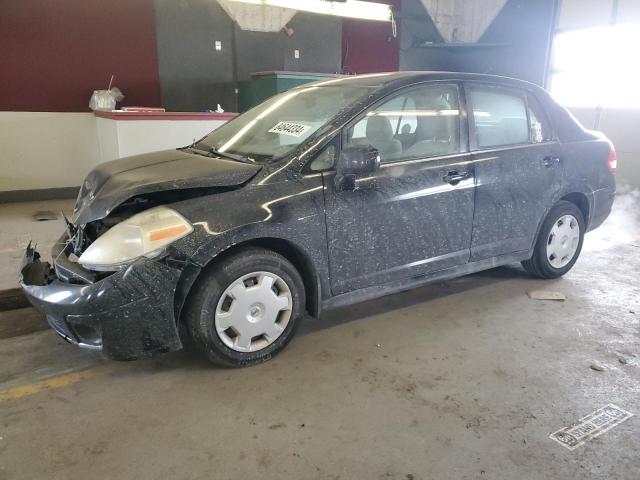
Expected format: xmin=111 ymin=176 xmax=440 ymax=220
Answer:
xmin=546 ymin=214 xmax=580 ymax=268
xmin=215 ymin=271 xmax=292 ymax=352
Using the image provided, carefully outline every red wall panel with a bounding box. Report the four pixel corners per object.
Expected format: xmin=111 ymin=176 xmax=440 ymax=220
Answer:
xmin=341 ymin=0 xmax=400 ymax=74
xmin=0 ymin=0 xmax=161 ymax=112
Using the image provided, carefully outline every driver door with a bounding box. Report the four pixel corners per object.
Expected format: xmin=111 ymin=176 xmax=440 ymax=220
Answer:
xmin=321 ymin=82 xmax=476 ymax=295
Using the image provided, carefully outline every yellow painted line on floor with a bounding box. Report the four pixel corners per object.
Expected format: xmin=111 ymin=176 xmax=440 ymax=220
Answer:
xmin=0 ymin=363 xmax=129 ymax=402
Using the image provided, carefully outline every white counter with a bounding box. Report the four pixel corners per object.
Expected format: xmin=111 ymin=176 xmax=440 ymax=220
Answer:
xmin=0 ymin=111 xmax=236 ymax=193
xmin=94 ymin=110 xmax=237 ymax=163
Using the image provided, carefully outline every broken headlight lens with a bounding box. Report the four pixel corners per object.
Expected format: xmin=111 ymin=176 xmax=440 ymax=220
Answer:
xmin=78 ymin=207 xmax=193 ymax=271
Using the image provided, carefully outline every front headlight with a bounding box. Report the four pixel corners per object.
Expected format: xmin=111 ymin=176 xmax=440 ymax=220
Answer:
xmin=78 ymin=206 xmax=193 ymax=271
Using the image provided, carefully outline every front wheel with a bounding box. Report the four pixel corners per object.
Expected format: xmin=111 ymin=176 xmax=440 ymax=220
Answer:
xmin=186 ymin=247 xmax=305 ymax=367
xmin=522 ymin=201 xmax=585 ymax=279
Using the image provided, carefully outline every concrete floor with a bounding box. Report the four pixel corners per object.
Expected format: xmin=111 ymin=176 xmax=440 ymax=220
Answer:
xmin=1 ymin=198 xmax=639 ymax=479
xmin=0 ymin=199 xmax=75 ymax=290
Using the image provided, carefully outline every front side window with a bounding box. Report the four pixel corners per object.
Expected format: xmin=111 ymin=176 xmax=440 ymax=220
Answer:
xmin=345 ymin=84 xmax=461 ymax=164
xmin=468 ymin=86 xmax=529 ymax=148
xmin=199 ymin=85 xmax=373 ymax=162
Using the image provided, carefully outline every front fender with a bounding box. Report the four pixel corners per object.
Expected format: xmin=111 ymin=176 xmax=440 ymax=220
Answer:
xmin=168 ymin=176 xmax=331 ymax=309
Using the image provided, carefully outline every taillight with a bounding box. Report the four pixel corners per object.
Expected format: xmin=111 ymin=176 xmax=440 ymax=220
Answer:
xmin=607 ymin=142 xmax=617 ymax=173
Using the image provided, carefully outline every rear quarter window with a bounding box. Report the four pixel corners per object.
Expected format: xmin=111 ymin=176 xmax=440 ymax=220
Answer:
xmin=527 ymin=94 xmax=553 ymax=143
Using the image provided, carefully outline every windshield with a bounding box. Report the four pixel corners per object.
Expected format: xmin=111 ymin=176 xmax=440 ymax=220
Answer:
xmin=198 ymin=85 xmax=373 ymax=162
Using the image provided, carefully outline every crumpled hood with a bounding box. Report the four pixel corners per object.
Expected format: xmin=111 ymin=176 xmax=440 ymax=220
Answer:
xmin=72 ymin=149 xmax=261 ymax=225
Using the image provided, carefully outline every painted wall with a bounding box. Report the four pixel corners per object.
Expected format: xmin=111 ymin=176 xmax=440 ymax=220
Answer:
xmin=283 ymin=14 xmax=343 ymax=73
xmin=1 ymin=0 xmax=343 ymax=114
xmin=154 ymin=0 xmax=343 ymax=112
xmin=2 ymin=0 xmax=343 ymax=193
xmin=399 ymin=0 xmax=557 ymax=86
xmin=0 ymin=0 xmax=161 ymax=112
xmin=475 ymin=0 xmax=556 ymax=86
xmin=342 ymin=20 xmax=398 ymax=74
xmin=341 ymin=0 xmax=400 ymax=74
xmin=154 ymin=0 xmax=236 ymax=113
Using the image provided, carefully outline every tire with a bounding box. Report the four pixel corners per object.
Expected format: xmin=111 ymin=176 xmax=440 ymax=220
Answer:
xmin=186 ymin=247 xmax=305 ymax=367
xmin=522 ymin=200 xmax=585 ymax=279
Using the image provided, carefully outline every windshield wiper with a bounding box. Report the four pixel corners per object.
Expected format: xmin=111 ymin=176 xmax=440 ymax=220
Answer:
xmin=208 ymin=148 xmax=250 ymax=163
xmin=189 ymin=142 xmax=252 ymax=163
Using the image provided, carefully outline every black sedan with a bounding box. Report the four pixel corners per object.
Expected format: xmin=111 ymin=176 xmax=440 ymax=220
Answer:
xmin=20 ymin=72 xmax=617 ymax=367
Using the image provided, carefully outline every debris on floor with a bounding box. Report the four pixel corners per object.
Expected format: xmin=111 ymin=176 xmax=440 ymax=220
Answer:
xmin=590 ymin=363 xmax=606 ymax=372
xmin=549 ymin=404 xmax=634 ymax=450
xmin=32 ymin=210 xmax=58 ymax=222
xmin=619 ymin=357 xmax=629 ymax=365
xmin=527 ymin=290 xmax=566 ymax=301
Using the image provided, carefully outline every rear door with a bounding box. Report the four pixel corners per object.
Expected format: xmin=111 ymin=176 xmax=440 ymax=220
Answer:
xmin=321 ymin=82 xmax=476 ymax=294
xmin=465 ymin=83 xmax=563 ymax=260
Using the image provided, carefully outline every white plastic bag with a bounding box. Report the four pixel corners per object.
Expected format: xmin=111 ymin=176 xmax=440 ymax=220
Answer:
xmin=89 ymin=87 xmax=124 ymax=111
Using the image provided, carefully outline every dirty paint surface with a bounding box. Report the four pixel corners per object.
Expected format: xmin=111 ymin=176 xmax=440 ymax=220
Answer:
xmin=20 ymin=72 xmax=616 ymax=362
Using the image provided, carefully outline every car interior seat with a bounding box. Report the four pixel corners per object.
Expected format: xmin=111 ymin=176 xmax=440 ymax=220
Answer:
xmin=365 ymin=115 xmax=402 ymax=160
xmin=405 ymin=99 xmax=458 ymax=158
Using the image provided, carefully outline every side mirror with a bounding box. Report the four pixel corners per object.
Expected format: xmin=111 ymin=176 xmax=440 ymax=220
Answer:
xmin=335 ymin=144 xmax=380 ymax=191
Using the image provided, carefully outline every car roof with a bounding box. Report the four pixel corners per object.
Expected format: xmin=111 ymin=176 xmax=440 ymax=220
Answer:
xmin=308 ymin=71 xmax=542 ymax=92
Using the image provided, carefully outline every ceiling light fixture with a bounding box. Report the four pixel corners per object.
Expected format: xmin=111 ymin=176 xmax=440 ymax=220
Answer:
xmin=226 ymin=0 xmax=393 ymax=22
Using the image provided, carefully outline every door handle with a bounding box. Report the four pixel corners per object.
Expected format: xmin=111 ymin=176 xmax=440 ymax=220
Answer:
xmin=443 ymin=170 xmax=470 ymax=185
xmin=542 ymin=156 xmax=561 ymax=167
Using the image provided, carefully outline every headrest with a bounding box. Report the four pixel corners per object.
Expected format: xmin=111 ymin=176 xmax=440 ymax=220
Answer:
xmin=366 ymin=115 xmax=394 ymax=142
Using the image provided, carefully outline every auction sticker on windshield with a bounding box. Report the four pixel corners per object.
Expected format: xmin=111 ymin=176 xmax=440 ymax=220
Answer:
xmin=268 ymin=121 xmax=310 ymax=137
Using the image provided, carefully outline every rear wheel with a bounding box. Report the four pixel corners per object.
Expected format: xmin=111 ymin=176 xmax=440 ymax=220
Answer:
xmin=522 ymin=201 xmax=585 ymax=279
xmin=186 ymin=248 xmax=305 ymax=367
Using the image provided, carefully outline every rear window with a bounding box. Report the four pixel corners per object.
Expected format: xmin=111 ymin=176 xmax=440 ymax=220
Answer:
xmin=468 ymin=86 xmax=529 ymax=148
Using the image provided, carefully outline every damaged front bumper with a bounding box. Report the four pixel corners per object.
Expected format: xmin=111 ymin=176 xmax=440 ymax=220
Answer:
xmin=19 ymin=240 xmax=184 ymax=360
